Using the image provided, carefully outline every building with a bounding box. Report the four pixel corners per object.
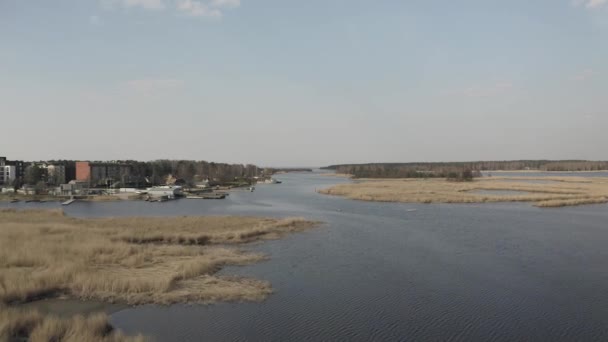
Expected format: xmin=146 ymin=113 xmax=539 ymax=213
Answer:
xmin=0 ymin=157 xmax=6 ymax=184
xmin=76 ymin=161 xmax=133 ymax=187
xmin=47 ymin=164 xmax=66 ymax=185
xmin=12 ymin=160 xmax=26 ymax=184
xmin=0 ymin=157 xmax=24 ymax=186
xmin=1 ymin=165 xmax=16 ymax=185
xmin=54 ymin=181 xmax=87 ymax=196
xmin=76 ymin=161 xmax=91 ymax=182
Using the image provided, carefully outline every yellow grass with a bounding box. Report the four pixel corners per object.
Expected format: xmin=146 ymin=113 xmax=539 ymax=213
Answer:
xmin=0 ymin=209 xmax=317 ymax=306
xmin=319 ymin=173 xmax=354 ymax=178
xmin=0 ymin=306 xmax=144 ymax=342
xmin=318 ymin=177 xmax=608 ymax=208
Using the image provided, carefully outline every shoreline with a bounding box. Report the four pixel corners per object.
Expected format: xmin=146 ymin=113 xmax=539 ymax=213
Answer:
xmin=483 ymin=170 xmax=608 ymax=173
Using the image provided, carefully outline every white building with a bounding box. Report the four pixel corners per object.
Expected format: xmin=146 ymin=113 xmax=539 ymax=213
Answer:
xmin=0 ymin=165 xmax=16 ymax=185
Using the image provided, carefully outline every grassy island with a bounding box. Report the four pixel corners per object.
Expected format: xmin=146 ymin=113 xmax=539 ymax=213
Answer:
xmin=319 ymin=176 xmax=608 ymax=208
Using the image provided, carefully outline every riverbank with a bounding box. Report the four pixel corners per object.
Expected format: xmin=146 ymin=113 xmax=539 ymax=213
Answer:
xmin=320 ymin=173 xmax=354 ymax=178
xmin=318 ymin=176 xmax=608 ymax=207
xmin=0 ymin=209 xmax=318 ymax=340
xmin=485 ymin=170 xmax=608 ymax=174
xmin=0 ymin=193 xmax=126 ymax=203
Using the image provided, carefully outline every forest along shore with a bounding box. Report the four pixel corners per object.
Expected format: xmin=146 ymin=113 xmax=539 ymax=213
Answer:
xmin=318 ymin=176 xmax=608 ymax=208
xmin=0 ymin=209 xmax=318 ymax=341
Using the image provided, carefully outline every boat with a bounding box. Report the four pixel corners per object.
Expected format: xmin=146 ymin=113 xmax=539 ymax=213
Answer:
xmin=263 ymin=178 xmax=282 ymax=184
xmin=9 ymin=199 xmax=20 ymax=203
xmin=249 ymin=187 xmax=255 ymax=192
xmin=146 ymin=195 xmax=169 ymax=202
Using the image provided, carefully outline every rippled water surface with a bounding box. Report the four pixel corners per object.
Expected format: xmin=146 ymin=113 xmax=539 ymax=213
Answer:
xmin=4 ymin=172 xmax=608 ymax=341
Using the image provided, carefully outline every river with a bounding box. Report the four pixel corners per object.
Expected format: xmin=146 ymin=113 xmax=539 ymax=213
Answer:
xmin=3 ymin=171 xmax=608 ymax=341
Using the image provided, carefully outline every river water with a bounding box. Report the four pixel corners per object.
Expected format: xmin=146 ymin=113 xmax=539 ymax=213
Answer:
xmin=4 ymin=171 xmax=608 ymax=341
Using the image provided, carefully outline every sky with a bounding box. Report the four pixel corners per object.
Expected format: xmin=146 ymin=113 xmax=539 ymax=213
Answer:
xmin=1 ymin=0 xmax=607 ymax=167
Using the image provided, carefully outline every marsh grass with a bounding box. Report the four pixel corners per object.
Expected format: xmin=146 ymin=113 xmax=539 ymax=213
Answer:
xmin=0 ymin=305 xmax=144 ymax=342
xmin=0 ymin=209 xmax=317 ymax=306
xmin=318 ymin=177 xmax=608 ymax=208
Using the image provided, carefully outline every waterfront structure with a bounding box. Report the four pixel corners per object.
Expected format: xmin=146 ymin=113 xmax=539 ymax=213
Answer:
xmin=76 ymin=161 xmax=91 ymax=182
xmin=0 ymin=157 xmax=7 ymax=184
xmin=46 ymin=164 xmax=66 ymax=185
xmin=0 ymin=165 xmax=16 ymax=185
xmin=0 ymin=157 xmax=25 ymax=185
xmin=54 ymin=181 xmax=87 ymax=196
xmin=76 ymin=161 xmax=133 ymax=186
xmin=147 ymin=186 xmax=183 ymax=199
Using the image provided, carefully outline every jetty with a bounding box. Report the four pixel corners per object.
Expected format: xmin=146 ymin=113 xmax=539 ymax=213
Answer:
xmin=186 ymin=193 xmax=226 ymax=200
xmin=62 ymin=199 xmax=76 ymax=206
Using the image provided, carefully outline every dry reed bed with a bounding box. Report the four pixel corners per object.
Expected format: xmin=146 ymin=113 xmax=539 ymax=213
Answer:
xmin=0 ymin=209 xmax=317 ymax=306
xmin=0 ymin=306 xmax=143 ymax=342
xmin=0 ymin=209 xmax=317 ymax=341
xmin=319 ymin=177 xmax=608 ymax=208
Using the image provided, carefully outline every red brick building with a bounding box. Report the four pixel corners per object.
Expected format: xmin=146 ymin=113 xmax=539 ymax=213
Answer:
xmin=75 ymin=161 xmax=91 ymax=182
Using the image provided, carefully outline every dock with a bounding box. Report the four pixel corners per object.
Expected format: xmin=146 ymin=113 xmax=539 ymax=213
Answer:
xmin=186 ymin=193 xmax=226 ymax=200
xmin=62 ymin=199 xmax=76 ymax=206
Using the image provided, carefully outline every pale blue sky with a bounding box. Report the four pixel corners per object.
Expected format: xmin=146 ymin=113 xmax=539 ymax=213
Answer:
xmin=1 ymin=0 xmax=607 ymax=166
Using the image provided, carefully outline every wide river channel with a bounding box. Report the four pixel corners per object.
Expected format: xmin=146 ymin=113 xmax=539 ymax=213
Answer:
xmin=4 ymin=171 xmax=608 ymax=341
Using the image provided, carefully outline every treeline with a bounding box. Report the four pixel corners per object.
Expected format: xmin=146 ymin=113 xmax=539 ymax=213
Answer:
xmin=323 ymin=160 xmax=608 ymax=179
xmin=138 ymin=160 xmax=262 ymax=186
xmin=265 ymin=168 xmax=313 ymax=174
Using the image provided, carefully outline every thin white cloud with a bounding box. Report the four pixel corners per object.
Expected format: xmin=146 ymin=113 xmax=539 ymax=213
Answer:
xmin=124 ymin=79 xmax=184 ymax=96
xmin=586 ymin=0 xmax=608 ymax=8
xmin=573 ymin=69 xmax=594 ymax=81
xmin=100 ymin=0 xmax=240 ymax=18
xmin=176 ymin=0 xmax=221 ymax=17
xmin=89 ymin=15 xmax=102 ymax=25
xmin=210 ymin=0 xmax=240 ymax=8
xmin=572 ymin=0 xmax=608 ymax=9
xmin=102 ymin=0 xmax=165 ymax=10
xmin=458 ymin=82 xmax=514 ymax=98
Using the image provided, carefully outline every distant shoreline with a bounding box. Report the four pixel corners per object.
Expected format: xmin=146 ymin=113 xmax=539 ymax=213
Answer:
xmin=484 ymin=170 xmax=608 ymax=173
